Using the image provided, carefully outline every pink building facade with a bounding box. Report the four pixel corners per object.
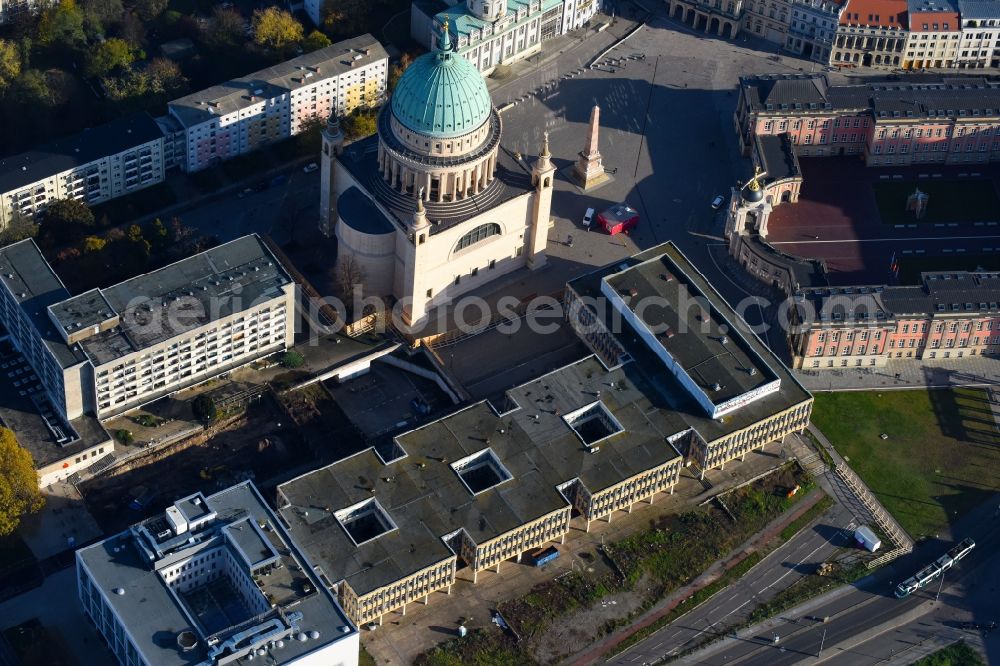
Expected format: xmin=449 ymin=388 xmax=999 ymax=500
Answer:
xmin=737 ymin=73 xmax=1000 ymax=166
xmin=790 ymin=274 xmax=1000 ymax=369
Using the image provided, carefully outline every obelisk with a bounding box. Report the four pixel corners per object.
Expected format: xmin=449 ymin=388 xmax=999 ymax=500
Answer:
xmin=573 ymin=105 xmax=609 ymax=190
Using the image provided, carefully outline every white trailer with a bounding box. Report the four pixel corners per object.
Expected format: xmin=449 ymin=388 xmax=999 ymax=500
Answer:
xmin=854 ymin=526 xmax=882 ymax=552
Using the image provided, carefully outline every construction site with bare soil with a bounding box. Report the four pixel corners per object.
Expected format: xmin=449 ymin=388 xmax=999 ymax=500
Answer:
xmin=79 ymin=383 xmax=366 ymax=535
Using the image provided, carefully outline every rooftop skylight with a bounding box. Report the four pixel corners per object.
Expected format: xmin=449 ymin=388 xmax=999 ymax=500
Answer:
xmin=451 ymin=448 xmax=513 ymax=495
xmin=563 ymin=401 xmax=624 ymax=447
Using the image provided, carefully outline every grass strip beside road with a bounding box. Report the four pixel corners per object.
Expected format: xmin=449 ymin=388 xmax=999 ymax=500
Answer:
xmin=913 ymin=639 xmax=986 ymax=666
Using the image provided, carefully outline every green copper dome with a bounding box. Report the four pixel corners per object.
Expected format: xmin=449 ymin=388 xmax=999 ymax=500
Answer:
xmin=391 ymin=23 xmax=492 ymax=139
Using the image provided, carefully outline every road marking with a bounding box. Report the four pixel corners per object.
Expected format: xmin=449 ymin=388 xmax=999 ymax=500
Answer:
xmin=770 ymin=234 xmax=1000 ymax=245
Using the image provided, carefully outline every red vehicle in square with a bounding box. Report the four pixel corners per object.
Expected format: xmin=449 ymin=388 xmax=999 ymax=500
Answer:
xmin=598 ymin=203 xmax=639 ymax=235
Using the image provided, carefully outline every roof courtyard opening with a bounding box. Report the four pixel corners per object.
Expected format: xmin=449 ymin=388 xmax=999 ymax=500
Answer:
xmin=334 ymin=498 xmax=397 ymax=546
xmin=563 ymin=401 xmax=624 ymax=447
xmin=451 ymin=448 xmax=513 ymax=495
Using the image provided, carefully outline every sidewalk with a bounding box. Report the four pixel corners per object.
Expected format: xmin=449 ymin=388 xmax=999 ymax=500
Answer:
xmin=795 ymin=356 xmax=1000 ymax=392
xmin=567 ymin=488 xmax=827 ymax=665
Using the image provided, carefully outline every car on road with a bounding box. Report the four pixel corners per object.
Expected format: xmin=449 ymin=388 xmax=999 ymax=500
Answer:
xmin=303 ymin=163 xmax=319 ymax=173
xmin=711 ymin=194 xmax=726 ymax=209
xmin=238 ymin=187 xmax=254 ymax=199
xmin=270 ymin=174 xmax=288 ymax=187
xmin=582 ymin=207 xmax=594 ymax=228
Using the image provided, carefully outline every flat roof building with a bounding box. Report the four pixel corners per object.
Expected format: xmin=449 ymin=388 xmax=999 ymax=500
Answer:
xmin=0 ymin=113 xmax=166 ymax=226
xmin=0 ymin=234 xmax=295 ymax=425
xmin=565 ymin=242 xmax=813 ymax=472
xmin=276 ymin=245 xmax=812 ymax=629
xmin=278 ymin=353 xmax=688 ymax=626
xmin=168 ymin=35 xmax=388 ymax=173
xmin=77 ymin=482 xmax=359 ymax=666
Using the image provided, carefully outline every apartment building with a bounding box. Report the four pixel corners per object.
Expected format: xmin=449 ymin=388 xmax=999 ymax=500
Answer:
xmin=0 ymin=234 xmax=294 ymax=422
xmin=77 ymin=482 xmax=359 ymax=666
xmin=830 ymin=0 xmax=908 ymax=65
xmin=736 ymin=73 xmax=1000 ymax=166
xmin=0 ymin=114 xmax=165 ymax=227
xmin=785 ymin=0 xmax=846 ymax=63
xmin=789 ymin=272 xmax=1000 ymax=368
xmin=903 ymin=0 xmax=961 ymax=68
xmin=0 ymin=241 xmax=112 ymax=485
xmin=745 ymin=0 xmax=794 ymax=43
xmin=956 ymin=0 xmax=1000 ymax=68
xmin=168 ymin=35 xmax=388 ymax=172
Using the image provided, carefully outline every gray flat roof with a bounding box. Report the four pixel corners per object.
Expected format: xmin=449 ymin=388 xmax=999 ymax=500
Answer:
xmin=76 ymin=482 xmax=355 ymax=666
xmin=51 ymin=235 xmax=292 ymax=366
xmin=168 ymin=35 xmax=388 ymax=128
xmin=337 ymin=186 xmax=394 ymax=235
xmin=757 ymin=133 xmax=802 ymax=183
xmin=0 ymin=240 xmax=87 ymax=369
xmin=568 ymin=242 xmax=812 ymax=443
xmin=0 ymin=113 xmax=163 ymax=195
xmin=602 ymin=253 xmax=777 ymax=405
xmin=0 ymin=383 xmax=110 ymax=468
xmin=741 ymin=73 xmax=1000 ymax=120
xmin=278 ymin=357 xmax=686 ymax=597
xmin=798 ymin=271 xmax=1000 ymax=320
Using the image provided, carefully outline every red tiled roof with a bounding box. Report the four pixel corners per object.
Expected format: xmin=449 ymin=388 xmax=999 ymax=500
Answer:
xmin=908 ymin=10 xmax=960 ymax=30
xmin=839 ymin=0 xmax=908 ymax=27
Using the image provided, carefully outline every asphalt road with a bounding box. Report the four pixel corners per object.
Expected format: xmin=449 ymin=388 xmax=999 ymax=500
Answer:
xmin=680 ymin=500 xmax=1000 ymax=665
xmin=608 ymin=500 xmax=858 ymax=665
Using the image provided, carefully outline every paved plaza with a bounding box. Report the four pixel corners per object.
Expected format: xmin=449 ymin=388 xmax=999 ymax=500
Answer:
xmin=766 ymin=158 xmax=1000 ymax=285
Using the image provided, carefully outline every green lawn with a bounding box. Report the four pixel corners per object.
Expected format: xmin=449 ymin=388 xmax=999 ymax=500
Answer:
xmin=812 ymin=389 xmax=1000 ymax=538
xmin=914 ymin=640 xmax=985 ymax=666
xmin=873 ymin=179 xmax=1000 ymax=225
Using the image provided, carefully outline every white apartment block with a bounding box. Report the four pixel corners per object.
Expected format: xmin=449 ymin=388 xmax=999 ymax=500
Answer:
xmin=77 ymin=483 xmax=359 ymax=666
xmin=168 ymin=35 xmax=388 ymax=173
xmin=0 ymin=234 xmax=295 ymax=422
xmin=957 ymin=0 xmax=1000 ymax=67
xmin=0 ymin=113 xmax=165 ymax=227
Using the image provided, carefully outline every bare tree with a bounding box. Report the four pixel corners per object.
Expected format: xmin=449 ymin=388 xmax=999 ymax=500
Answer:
xmin=333 ymin=254 xmax=366 ymax=317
